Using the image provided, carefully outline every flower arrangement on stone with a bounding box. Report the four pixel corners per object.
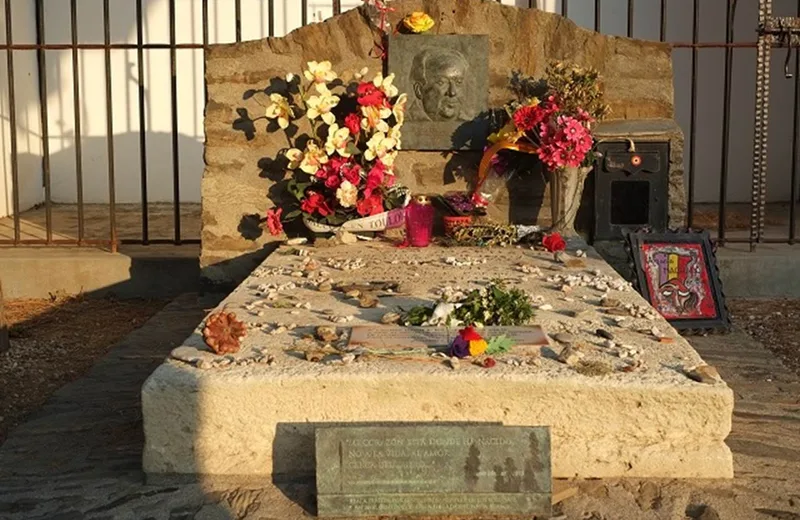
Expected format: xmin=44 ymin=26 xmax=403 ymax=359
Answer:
xmin=475 ymin=63 xmax=609 ymax=235
xmin=401 ymin=281 xmax=534 ymax=327
xmin=262 ymin=62 xmax=410 ymax=232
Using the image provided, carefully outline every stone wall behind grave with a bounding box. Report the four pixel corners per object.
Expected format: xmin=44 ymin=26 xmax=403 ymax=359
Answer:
xmin=202 ymin=0 xmax=677 ymax=285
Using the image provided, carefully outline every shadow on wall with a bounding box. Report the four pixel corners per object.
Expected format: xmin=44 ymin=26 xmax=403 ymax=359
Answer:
xmin=13 ymin=132 xmax=204 ymax=205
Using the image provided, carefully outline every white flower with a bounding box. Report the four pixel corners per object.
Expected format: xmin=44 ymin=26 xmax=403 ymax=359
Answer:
xmin=387 ymin=125 xmax=402 ymax=151
xmin=306 ymin=83 xmax=340 ymax=126
xmin=286 ymin=73 xmax=296 ymax=83
xmin=336 ymin=180 xmax=358 ymax=208
xmin=285 ymin=148 xmax=304 ymax=169
xmin=303 ymin=61 xmax=337 ymax=84
xmin=360 ymin=104 xmax=392 ymax=133
xmin=325 ymin=124 xmax=352 ymax=158
xmin=373 ymin=72 xmax=399 ymax=98
xmin=365 ymin=132 xmax=398 ymax=166
xmin=299 ymin=141 xmax=328 ymax=174
xmin=264 ymin=93 xmax=293 ymax=130
xmin=392 ymin=93 xmax=408 ymax=127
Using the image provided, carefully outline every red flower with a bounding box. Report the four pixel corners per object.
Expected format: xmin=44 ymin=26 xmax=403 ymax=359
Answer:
xmin=356 ymin=192 xmax=384 ymax=217
xmin=344 ymin=112 xmax=361 ymax=135
xmin=301 ymin=191 xmax=333 ymax=217
xmin=342 ymin=163 xmax=362 ymax=186
xmin=513 ymin=105 xmax=545 ymax=132
xmin=364 ymin=163 xmax=385 ymax=197
xmin=324 ymin=173 xmax=342 ymax=189
xmin=357 ymin=82 xmax=386 ymax=107
xmin=542 ymin=232 xmax=566 ymax=253
xmin=458 ymin=326 xmax=484 ymax=342
xmin=265 ymin=207 xmax=283 ymax=236
xmin=482 ymin=357 xmax=496 ymax=368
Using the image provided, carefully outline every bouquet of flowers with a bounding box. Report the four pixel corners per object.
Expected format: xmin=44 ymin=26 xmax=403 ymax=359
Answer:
xmin=490 ymin=62 xmax=609 ymax=170
xmin=261 ymin=61 xmax=410 ymax=233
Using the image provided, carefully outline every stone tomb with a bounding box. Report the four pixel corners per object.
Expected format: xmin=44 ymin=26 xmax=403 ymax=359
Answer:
xmin=142 ymin=244 xmax=734 ymax=485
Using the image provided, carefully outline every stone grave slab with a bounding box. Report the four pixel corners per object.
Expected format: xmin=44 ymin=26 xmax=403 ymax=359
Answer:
xmin=142 ymin=243 xmax=734 ymax=485
xmin=316 ymin=425 xmax=551 ymax=518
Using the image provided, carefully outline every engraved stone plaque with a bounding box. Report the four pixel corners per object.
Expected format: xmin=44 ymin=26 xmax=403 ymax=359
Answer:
xmin=348 ymin=326 xmax=548 ymax=352
xmin=316 ymin=425 xmax=551 ymax=518
xmin=389 ymin=34 xmax=489 ymax=150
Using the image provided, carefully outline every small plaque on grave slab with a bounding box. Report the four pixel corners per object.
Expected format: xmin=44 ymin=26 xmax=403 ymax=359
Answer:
xmin=316 ymin=425 xmax=551 ymax=518
xmin=348 ymin=326 xmax=548 ymax=352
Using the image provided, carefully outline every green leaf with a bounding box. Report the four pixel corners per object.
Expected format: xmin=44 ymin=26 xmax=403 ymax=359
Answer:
xmin=284 ymin=209 xmax=302 ymax=220
xmin=486 ymin=335 xmax=515 ymax=355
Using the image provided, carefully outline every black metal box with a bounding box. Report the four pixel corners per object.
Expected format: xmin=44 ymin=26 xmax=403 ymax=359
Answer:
xmin=593 ymin=141 xmax=670 ymax=241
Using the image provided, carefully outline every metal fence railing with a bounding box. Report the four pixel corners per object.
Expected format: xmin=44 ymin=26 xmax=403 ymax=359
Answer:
xmin=0 ymin=0 xmax=797 ymax=251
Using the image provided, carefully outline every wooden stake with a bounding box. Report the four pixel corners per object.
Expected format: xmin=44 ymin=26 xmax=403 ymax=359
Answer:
xmin=0 ymin=279 xmax=9 ymax=354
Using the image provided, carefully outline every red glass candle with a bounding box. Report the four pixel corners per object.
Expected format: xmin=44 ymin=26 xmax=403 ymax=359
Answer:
xmin=405 ymin=195 xmax=435 ymax=247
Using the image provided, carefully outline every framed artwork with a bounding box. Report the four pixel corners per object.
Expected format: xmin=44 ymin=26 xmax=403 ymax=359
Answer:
xmin=625 ymin=229 xmax=731 ymax=334
xmin=388 ymin=34 xmax=489 ymax=150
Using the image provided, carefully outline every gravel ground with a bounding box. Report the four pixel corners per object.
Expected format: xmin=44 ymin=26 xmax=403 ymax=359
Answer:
xmin=0 ymin=295 xmax=166 ymax=445
xmin=729 ymin=298 xmax=800 ymax=375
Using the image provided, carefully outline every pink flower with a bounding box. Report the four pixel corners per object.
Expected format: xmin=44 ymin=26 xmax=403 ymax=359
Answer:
xmin=265 ymin=207 xmax=283 ymax=236
xmin=324 ymin=173 xmax=342 ymax=189
xmin=513 ymin=105 xmax=545 ymax=132
xmin=562 ymin=118 xmax=586 ymax=142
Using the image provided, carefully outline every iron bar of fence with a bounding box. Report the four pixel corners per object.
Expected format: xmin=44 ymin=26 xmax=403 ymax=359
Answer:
xmin=103 ymin=0 xmax=117 ymax=253
xmin=562 ymin=0 xmax=568 ymax=17
xmin=169 ymin=0 xmax=181 ymax=245
xmin=70 ymin=0 xmax=85 ymax=244
xmin=627 ymin=0 xmax=634 ymax=38
xmin=136 ymin=0 xmax=149 ymax=244
xmin=235 ymin=0 xmax=242 ymax=42
xmin=35 ymin=0 xmax=52 ymax=244
xmin=302 ymin=0 xmax=308 ymax=26
xmin=594 ymin=0 xmax=601 ymax=32
xmin=718 ymin=0 xmax=736 ymax=245
xmin=660 ymin=0 xmax=667 ymax=41
xmin=269 ymin=0 xmax=275 ymax=36
xmin=333 ymin=0 xmax=341 ymax=15
xmin=3 ymin=0 xmax=20 ymax=244
xmin=687 ymin=0 xmax=699 ymax=228
xmin=790 ymin=2 xmax=800 ymax=244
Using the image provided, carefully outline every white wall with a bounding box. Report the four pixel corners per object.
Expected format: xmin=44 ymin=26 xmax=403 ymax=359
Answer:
xmin=1 ymin=0 xmax=798 ymax=218
xmin=0 ymin=0 xmax=43 ymax=218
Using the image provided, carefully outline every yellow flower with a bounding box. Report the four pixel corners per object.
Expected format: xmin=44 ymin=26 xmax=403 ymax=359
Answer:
xmin=324 ymin=124 xmax=352 ymax=158
xmin=306 ymin=83 xmax=340 ymax=126
xmin=264 ymin=93 xmax=293 ymax=130
xmin=487 ymin=122 xmax=520 ymax=144
xmin=303 ymin=61 xmax=336 ymax=84
xmin=387 ymin=125 xmax=402 ymax=151
xmin=365 ymin=132 xmax=398 ymax=167
xmin=299 ymin=141 xmax=328 ymax=175
xmin=468 ymin=339 xmax=488 ymax=357
xmin=403 ymin=12 xmax=435 ymax=33
xmin=285 ymin=148 xmax=304 ymax=169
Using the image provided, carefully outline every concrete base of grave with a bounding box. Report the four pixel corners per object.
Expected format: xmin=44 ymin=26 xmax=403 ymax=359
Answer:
xmin=142 ymin=244 xmax=734 ymax=484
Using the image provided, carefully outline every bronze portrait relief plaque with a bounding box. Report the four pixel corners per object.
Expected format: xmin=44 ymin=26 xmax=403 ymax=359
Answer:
xmin=389 ymin=34 xmax=489 ymax=150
